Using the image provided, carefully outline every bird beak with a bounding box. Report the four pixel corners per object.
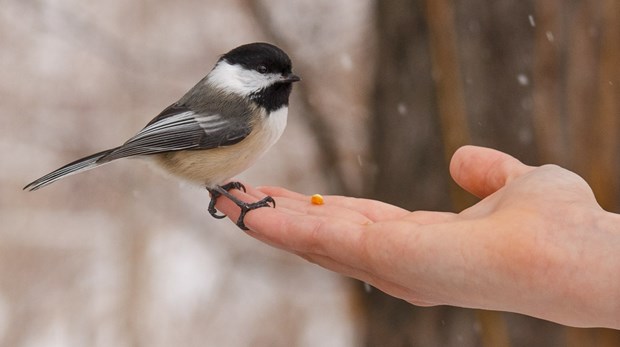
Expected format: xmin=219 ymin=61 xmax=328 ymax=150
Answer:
xmin=279 ymin=73 xmax=301 ymax=83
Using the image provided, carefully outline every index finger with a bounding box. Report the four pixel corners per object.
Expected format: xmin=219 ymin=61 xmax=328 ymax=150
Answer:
xmin=257 ymin=186 xmax=411 ymax=222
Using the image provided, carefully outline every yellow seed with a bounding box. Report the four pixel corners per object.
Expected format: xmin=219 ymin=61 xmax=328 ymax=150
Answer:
xmin=311 ymin=194 xmax=324 ymax=205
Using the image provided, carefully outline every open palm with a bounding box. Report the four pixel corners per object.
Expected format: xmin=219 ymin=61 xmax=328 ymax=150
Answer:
xmin=215 ymin=146 xmax=619 ymax=329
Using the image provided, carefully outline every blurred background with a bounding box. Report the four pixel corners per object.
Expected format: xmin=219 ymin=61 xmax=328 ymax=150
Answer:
xmin=2 ymin=0 xmax=619 ymax=346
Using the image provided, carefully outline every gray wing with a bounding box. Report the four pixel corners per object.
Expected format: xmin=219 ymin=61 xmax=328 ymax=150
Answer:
xmin=99 ymin=104 xmax=252 ymax=163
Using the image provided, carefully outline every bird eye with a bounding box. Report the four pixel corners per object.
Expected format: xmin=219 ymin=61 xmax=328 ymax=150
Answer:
xmin=257 ymin=65 xmax=268 ymax=74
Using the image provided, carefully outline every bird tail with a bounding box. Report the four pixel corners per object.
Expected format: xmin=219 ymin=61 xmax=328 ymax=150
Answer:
xmin=23 ymin=149 xmax=116 ymax=191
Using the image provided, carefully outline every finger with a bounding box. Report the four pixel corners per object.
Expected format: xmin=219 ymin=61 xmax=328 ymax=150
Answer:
xmin=215 ymin=187 xmax=440 ymax=297
xmin=212 ymin=182 xmax=304 ymax=215
xmin=213 ymin=187 xmax=306 ymax=222
xmin=211 ymin=187 xmax=367 ymax=252
xmin=230 ymin=187 xmax=374 ymax=224
xmin=319 ymin=196 xmax=410 ymax=221
xmin=250 ymin=194 xmax=381 ymax=224
xmin=449 ymin=145 xmax=535 ymax=198
xmin=242 ymin=206 xmax=370 ymax=258
xmin=255 ymin=185 xmax=308 ymax=200
xmin=294 ymin=251 xmax=371 ymax=282
xmin=225 ymin=193 xmax=462 ymax=308
xmin=294 ymin=252 xmax=425 ymax=304
xmin=257 ymin=186 xmax=410 ymax=221
xmin=268 ymin=196 xmax=375 ymax=224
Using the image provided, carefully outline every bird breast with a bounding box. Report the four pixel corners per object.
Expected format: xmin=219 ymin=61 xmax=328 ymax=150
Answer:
xmin=152 ymin=106 xmax=288 ymax=187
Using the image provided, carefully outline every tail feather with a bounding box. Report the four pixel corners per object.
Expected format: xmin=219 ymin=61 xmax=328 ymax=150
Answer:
xmin=24 ymin=149 xmax=115 ymax=191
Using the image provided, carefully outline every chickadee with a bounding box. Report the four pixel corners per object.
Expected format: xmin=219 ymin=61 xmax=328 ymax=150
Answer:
xmin=24 ymin=42 xmax=300 ymax=230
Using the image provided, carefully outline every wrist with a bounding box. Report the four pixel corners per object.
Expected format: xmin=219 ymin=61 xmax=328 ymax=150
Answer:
xmin=592 ymin=210 xmax=620 ymax=328
xmin=509 ymin=207 xmax=620 ymax=328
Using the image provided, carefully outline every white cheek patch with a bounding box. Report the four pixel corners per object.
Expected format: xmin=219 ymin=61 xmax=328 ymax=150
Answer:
xmin=206 ymin=61 xmax=279 ymax=96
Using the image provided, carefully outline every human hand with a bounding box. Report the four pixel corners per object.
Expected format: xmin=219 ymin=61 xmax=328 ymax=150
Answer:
xmin=215 ymin=145 xmax=620 ymax=328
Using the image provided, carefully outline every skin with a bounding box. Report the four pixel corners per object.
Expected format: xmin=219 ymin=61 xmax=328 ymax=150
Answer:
xmin=215 ymin=145 xmax=620 ymax=329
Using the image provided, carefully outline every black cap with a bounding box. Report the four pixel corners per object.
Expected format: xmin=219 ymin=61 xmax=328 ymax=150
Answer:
xmin=220 ymin=42 xmax=293 ymax=76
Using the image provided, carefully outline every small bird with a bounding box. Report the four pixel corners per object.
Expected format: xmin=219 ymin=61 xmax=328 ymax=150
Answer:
xmin=24 ymin=42 xmax=300 ymax=230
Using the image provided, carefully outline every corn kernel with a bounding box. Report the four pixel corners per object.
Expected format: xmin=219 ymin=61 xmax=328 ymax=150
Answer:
xmin=311 ymin=194 xmax=324 ymax=205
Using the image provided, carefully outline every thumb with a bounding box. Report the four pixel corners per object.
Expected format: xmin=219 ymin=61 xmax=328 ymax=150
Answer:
xmin=449 ymin=145 xmax=534 ymax=198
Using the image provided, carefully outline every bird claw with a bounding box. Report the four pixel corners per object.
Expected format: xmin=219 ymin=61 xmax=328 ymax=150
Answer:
xmin=207 ymin=182 xmax=245 ymax=218
xmin=221 ymin=181 xmax=246 ymax=193
xmin=207 ymin=182 xmax=275 ymax=230
xmin=235 ymin=196 xmax=276 ymax=230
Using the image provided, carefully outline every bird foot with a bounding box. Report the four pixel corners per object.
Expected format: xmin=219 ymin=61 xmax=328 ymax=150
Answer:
xmin=207 ymin=182 xmax=246 ymax=218
xmin=207 ymin=182 xmax=275 ymax=230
